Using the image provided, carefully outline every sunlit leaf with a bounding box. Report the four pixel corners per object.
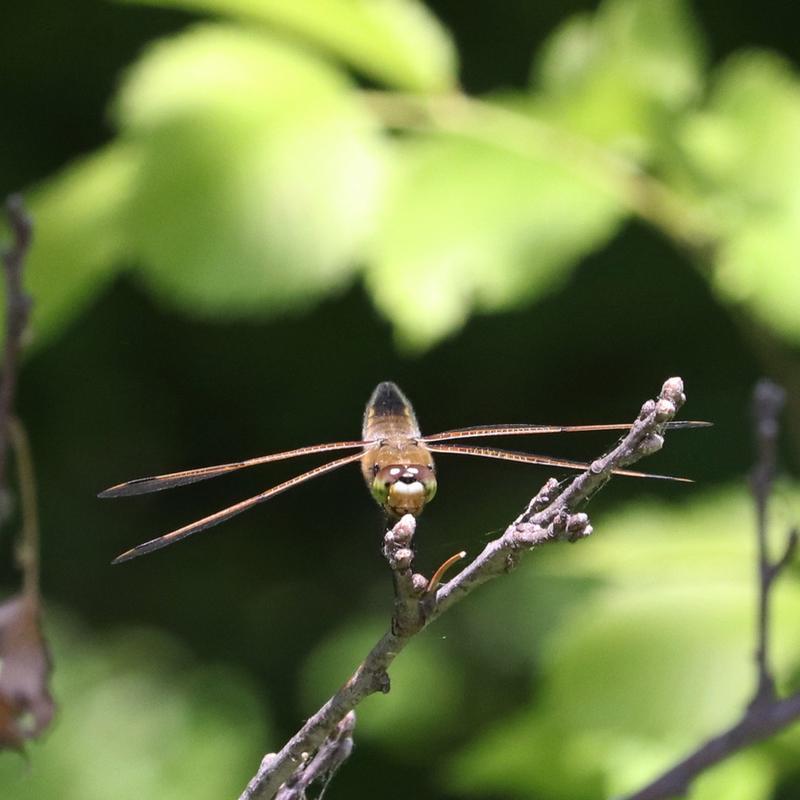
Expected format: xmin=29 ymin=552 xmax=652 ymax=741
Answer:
xmin=679 ymin=52 xmax=800 ymax=344
xmin=366 ymin=131 xmax=622 ymax=350
xmin=680 ymin=52 xmax=800 ymax=201
xmin=532 ymin=0 xmax=706 ymax=157
xmin=116 ymin=25 xmax=386 ymax=317
xmin=445 ymin=487 xmax=800 ymax=799
xmin=0 ymin=145 xmax=136 ymax=350
xmin=117 ymin=0 xmax=457 ymax=91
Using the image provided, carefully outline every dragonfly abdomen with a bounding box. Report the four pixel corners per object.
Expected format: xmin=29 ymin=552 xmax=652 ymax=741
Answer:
xmin=363 ymin=382 xmax=421 ymax=441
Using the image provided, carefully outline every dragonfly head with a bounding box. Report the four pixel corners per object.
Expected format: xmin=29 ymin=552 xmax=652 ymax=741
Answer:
xmin=371 ymin=464 xmax=437 ymax=517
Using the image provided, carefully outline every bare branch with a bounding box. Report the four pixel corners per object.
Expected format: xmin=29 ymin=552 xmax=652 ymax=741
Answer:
xmin=9 ymin=418 xmax=41 ymax=599
xmin=382 ymin=514 xmax=426 ymax=637
xmin=0 ymin=196 xmax=39 ymax=601
xmin=274 ymin=712 xmax=356 ymax=800
xmin=0 ymin=195 xmax=33 ymax=496
xmin=622 ymin=379 xmax=800 ymax=800
xmin=0 ymin=196 xmax=53 ymax=752
xmin=750 ymin=379 xmax=785 ymax=703
xmin=622 ymin=692 xmax=800 ymax=800
xmin=238 ymin=377 xmax=694 ymax=800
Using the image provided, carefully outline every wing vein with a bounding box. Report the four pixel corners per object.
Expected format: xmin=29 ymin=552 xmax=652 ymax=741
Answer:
xmin=426 ymin=443 xmax=691 ymax=482
xmin=111 ymin=450 xmax=367 ymax=563
xmin=99 ymin=440 xmax=371 ymax=498
xmin=422 ymin=420 xmax=710 ymax=443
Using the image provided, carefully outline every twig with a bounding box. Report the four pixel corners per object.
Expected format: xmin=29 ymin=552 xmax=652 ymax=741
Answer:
xmin=8 ymin=418 xmax=40 ymax=599
xmin=0 ymin=195 xmax=33 ymax=495
xmin=750 ymin=379 xmax=786 ymax=704
xmin=622 ymin=692 xmax=800 ymax=800
xmin=622 ymin=379 xmax=800 ymax=800
xmin=0 ymin=195 xmax=52 ymax=752
xmin=273 ymin=712 xmax=356 ymax=800
xmin=238 ymin=377 xmax=692 ymax=800
xmin=0 ymin=196 xmax=38 ymax=597
xmin=382 ymin=513 xmax=427 ymax=637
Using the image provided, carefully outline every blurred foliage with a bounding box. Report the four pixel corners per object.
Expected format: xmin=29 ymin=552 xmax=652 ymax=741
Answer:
xmin=8 ymin=0 xmax=800 ymax=351
xmin=117 ymin=24 xmax=387 ymax=316
xmin=300 ymin=616 xmax=466 ymax=758
xmin=3 ymin=0 xmax=800 ymax=799
xmin=444 ymin=487 xmax=800 ymax=799
xmin=116 ymin=0 xmax=459 ymax=91
xmin=0 ymin=614 xmax=268 ymax=798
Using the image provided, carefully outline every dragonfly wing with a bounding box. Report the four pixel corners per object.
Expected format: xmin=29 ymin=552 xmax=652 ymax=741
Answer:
xmin=422 ymin=420 xmax=710 ymax=443
xmin=111 ymin=450 xmax=367 ymax=563
xmin=99 ymin=440 xmax=371 ymax=498
xmin=426 ymin=443 xmax=692 ymax=482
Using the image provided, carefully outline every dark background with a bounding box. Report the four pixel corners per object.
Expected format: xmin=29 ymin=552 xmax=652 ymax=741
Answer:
xmin=1 ymin=2 xmax=798 ymax=799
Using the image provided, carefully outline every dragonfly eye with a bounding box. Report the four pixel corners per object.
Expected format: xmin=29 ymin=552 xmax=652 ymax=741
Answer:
xmin=370 ymin=464 xmax=436 ymax=517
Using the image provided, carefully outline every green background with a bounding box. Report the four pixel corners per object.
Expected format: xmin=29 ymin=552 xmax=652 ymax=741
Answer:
xmin=2 ymin=1 xmax=800 ymax=798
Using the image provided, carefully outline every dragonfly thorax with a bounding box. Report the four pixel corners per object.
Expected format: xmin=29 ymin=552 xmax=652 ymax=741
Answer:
xmin=361 ymin=382 xmax=436 ymax=516
xmin=370 ymin=463 xmax=437 ymax=517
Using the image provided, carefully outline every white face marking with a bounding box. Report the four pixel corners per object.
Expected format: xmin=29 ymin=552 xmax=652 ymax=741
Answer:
xmin=391 ymin=481 xmax=424 ymax=497
xmin=389 ymin=467 xmax=401 ymax=476
xmin=406 ymin=467 xmax=419 ymax=476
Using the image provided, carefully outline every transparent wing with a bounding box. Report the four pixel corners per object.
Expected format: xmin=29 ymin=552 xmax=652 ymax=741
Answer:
xmin=99 ymin=440 xmax=371 ymax=498
xmin=425 ymin=443 xmax=692 ymax=482
xmin=111 ymin=450 xmax=367 ymax=564
xmin=422 ymin=420 xmax=711 ymax=443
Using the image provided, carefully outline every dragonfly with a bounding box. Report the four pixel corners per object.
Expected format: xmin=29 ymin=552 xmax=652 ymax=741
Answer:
xmin=101 ymin=381 xmax=709 ymax=564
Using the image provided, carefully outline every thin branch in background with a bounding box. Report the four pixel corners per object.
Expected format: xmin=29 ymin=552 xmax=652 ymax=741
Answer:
xmin=0 ymin=194 xmax=33 ymax=495
xmin=239 ymin=377 xmax=693 ymax=800
xmin=0 ymin=194 xmax=53 ymax=752
xmin=750 ymin=379 xmax=787 ymax=704
xmin=0 ymin=194 xmax=36 ymax=588
xmin=8 ymin=418 xmax=41 ymax=600
xmin=622 ymin=379 xmax=800 ymax=800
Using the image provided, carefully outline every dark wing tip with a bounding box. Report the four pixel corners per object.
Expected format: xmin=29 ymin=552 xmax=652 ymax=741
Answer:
xmin=98 ymin=477 xmax=161 ymax=499
xmin=111 ymin=549 xmax=136 ymax=565
xmin=647 ymin=474 xmax=694 ymax=483
xmin=112 ymin=540 xmax=157 ymax=564
xmin=612 ymin=467 xmax=694 ymax=483
xmin=667 ymin=420 xmax=713 ymax=429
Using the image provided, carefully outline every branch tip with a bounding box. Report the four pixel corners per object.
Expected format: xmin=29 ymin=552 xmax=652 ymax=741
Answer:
xmin=661 ymin=377 xmax=686 ymax=407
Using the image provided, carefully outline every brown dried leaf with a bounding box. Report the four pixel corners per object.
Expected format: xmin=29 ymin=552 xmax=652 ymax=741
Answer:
xmin=0 ymin=593 xmax=54 ymax=750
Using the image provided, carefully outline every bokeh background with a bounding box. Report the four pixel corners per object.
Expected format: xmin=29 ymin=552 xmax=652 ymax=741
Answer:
xmin=2 ymin=0 xmax=800 ymax=798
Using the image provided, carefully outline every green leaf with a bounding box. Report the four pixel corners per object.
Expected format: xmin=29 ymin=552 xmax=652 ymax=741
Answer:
xmin=116 ymin=0 xmax=457 ymax=91
xmin=366 ymin=131 xmax=622 ymax=350
xmin=532 ymin=0 xmax=706 ymax=156
xmin=116 ymin=25 xmax=386 ymax=317
xmin=445 ymin=486 xmax=800 ymax=799
xmin=0 ymin=613 xmax=268 ymax=800
xmin=0 ymin=145 xmax=136 ymax=351
xmin=678 ymin=52 xmax=800 ymax=344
